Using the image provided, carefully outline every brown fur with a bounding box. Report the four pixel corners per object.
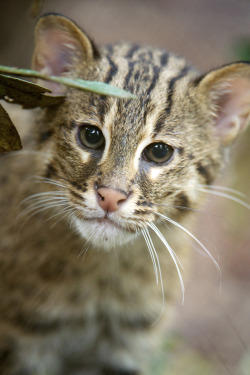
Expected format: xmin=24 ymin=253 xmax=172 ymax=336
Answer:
xmin=0 ymin=14 xmax=249 ymax=375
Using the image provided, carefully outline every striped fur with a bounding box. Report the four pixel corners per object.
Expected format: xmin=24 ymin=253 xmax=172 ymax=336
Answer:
xmin=0 ymin=14 xmax=249 ymax=375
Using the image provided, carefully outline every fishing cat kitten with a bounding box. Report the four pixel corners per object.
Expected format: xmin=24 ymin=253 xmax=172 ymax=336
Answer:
xmin=0 ymin=13 xmax=249 ymax=375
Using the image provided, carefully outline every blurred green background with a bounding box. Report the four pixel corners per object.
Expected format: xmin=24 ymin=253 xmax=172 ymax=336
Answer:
xmin=0 ymin=1 xmax=249 ymax=374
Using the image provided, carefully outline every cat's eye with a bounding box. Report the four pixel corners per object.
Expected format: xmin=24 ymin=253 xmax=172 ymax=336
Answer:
xmin=78 ymin=125 xmax=105 ymax=150
xmin=143 ymin=142 xmax=174 ymax=164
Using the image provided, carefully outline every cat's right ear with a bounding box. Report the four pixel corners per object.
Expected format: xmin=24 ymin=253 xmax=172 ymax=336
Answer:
xmin=32 ymin=14 xmax=99 ymax=95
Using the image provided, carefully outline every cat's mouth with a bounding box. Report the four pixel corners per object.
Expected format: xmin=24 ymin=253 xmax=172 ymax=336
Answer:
xmin=90 ymin=216 xmax=129 ymax=227
xmin=73 ymin=215 xmax=138 ymax=248
xmin=87 ymin=215 xmax=136 ymax=233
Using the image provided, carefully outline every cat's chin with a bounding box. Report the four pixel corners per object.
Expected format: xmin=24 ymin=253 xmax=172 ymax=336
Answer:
xmin=73 ymin=217 xmax=138 ymax=249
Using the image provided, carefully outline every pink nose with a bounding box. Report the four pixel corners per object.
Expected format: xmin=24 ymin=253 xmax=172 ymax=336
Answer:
xmin=97 ymin=187 xmax=128 ymax=213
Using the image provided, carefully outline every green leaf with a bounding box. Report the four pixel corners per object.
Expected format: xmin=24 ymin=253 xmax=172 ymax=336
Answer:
xmin=0 ymin=74 xmax=64 ymax=109
xmin=0 ymin=66 xmax=137 ymax=99
xmin=48 ymin=76 xmax=137 ymax=99
xmin=0 ymin=103 xmax=22 ymax=153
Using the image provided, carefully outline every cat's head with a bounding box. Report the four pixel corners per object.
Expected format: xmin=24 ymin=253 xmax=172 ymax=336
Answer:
xmin=31 ymin=14 xmax=250 ymax=248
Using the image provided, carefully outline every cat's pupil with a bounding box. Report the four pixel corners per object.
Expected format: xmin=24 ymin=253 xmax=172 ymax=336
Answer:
xmin=144 ymin=143 xmax=174 ymax=164
xmin=85 ymin=127 xmax=102 ymax=144
xmin=78 ymin=125 xmax=105 ymax=149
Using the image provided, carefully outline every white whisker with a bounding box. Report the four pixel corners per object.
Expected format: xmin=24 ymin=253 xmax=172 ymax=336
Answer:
xmin=20 ymin=198 xmax=68 ymax=218
xmin=148 ymin=222 xmax=185 ymax=304
xmin=154 ymin=202 xmax=225 ymax=220
xmin=31 ymin=176 xmax=68 ymax=190
xmin=69 ymin=212 xmax=76 ymax=230
xmin=142 ymin=227 xmax=165 ymax=325
xmin=22 ymin=197 xmax=68 ymax=208
xmin=77 ymin=239 xmax=91 ymax=260
xmin=199 ymin=184 xmax=247 ymax=198
xmin=198 ymin=186 xmax=250 ymax=209
xmin=19 ymin=202 xmax=68 ymax=224
xmin=50 ymin=207 xmax=76 ymax=228
xmin=156 ymin=212 xmax=221 ymax=274
xmin=141 ymin=228 xmax=158 ymax=284
xmin=46 ymin=205 xmax=73 ymax=222
xmin=21 ymin=191 xmax=66 ymax=204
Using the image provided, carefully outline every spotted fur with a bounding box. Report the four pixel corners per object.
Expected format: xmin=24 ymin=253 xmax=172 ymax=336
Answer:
xmin=0 ymin=14 xmax=249 ymax=375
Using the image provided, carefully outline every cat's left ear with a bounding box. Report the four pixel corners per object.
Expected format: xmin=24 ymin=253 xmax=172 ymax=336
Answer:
xmin=32 ymin=14 xmax=99 ymax=95
xmin=195 ymin=62 xmax=250 ymax=146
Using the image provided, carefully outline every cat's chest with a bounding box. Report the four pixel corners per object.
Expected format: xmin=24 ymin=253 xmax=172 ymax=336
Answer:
xmin=36 ymin=246 xmax=160 ymax=320
xmin=11 ymin=228 xmax=160 ymax=319
xmin=16 ymin=243 xmax=164 ymax=374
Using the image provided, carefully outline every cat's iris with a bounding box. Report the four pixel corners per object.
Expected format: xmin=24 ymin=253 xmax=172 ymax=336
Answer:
xmin=143 ymin=142 xmax=174 ymax=164
xmin=78 ymin=125 xmax=105 ymax=150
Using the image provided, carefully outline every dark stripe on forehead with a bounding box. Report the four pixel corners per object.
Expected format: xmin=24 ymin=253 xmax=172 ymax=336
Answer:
xmin=124 ymin=50 xmax=169 ymax=94
xmin=98 ymin=57 xmax=138 ymax=124
xmin=125 ymin=44 xmax=140 ymax=59
xmin=153 ymin=112 xmax=168 ymax=135
xmin=124 ymin=60 xmax=137 ymax=90
xmin=96 ymin=50 xmax=118 ymax=123
xmin=165 ymin=65 xmax=190 ymax=115
xmin=98 ymin=95 xmax=111 ymax=124
xmin=145 ymin=52 xmax=169 ymax=97
xmin=153 ymin=65 xmax=190 ymax=134
xmin=105 ymin=55 xmax=118 ymax=84
xmin=145 ymin=65 xmax=161 ymax=96
xmin=143 ymin=52 xmax=170 ymax=122
xmin=160 ymin=51 xmax=169 ymax=66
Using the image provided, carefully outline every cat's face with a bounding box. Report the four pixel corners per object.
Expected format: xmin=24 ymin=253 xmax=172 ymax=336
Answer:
xmin=32 ymin=15 xmax=250 ymax=248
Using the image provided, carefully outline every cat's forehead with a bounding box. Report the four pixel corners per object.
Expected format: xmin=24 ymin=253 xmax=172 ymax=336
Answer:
xmin=93 ymin=50 xmax=194 ymax=139
xmin=80 ymin=45 xmax=184 ymax=128
xmin=99 ymin=43 xmax=193 ymax=96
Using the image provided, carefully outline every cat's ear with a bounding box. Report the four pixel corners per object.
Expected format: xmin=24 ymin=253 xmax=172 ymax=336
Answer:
xmin=32 ymin=14 xmax=99 ymax=95
xmin=196 ymin=62 xmax=250 ymax=146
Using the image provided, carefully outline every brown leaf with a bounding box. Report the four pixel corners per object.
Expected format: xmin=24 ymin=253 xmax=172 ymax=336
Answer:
xmin=0 ymin=74 xmax=64 ymax=109
xmin=30 ymin=0 xmax=45 ymax=18
xmin=0 ymin=103 xmax=22 ymax=153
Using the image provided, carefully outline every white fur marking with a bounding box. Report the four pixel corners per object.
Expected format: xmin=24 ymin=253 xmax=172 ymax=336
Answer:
xmin=78 ymin=149 xmax=90 ymax=163
xmin=149 ymin=167 xmax=162 ymax=180
xmin=133 ymin=138 xmax=151 ymax=170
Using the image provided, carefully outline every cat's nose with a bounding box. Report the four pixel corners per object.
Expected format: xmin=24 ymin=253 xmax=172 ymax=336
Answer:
xmin=97 ymin=187 xmax=128 ymax=213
